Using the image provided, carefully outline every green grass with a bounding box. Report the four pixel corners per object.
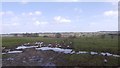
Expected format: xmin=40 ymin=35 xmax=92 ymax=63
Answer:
xmin=2 ymin=35 xmax=119 ymax=54
xmin=2 ymin=37 xmax=62 ymax=48
xmin=63 ymin=54 xmax=119 ymax=66
xmin=2 ymin=36 xmax=119 ymax=66
xmin=73 ymin=36 xmax=118 ymax=54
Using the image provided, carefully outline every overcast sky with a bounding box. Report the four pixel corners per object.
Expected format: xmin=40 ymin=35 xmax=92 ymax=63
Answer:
xmin=0 ymin=1 xmax=118 ymax=34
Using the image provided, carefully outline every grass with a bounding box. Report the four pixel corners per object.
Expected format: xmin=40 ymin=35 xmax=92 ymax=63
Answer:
xmin=2 ymin=37 xmax=63 ymax=48
xmin=2 ymin=36 xmax=119 ymax=66
xmin=63 ymin=54 xmax=119 ymax=66
xmin=73 ymin=36 xmax=118 ymax=54
xmin=2 ymin=35 xmax=118 ymax=54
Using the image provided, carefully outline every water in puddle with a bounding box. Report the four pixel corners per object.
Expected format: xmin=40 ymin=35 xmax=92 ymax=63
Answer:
xmin=76 ymin=51 xmax=88 ymax=54
xmin=112 ymin=55 xmax=120 ymax=57
xmin=2 ymin=53 xmax=6 ymax=55
xmin=70 ymin=51 xmax=75 ymax=54
xmin=36 ymin=47 xmax=120 ymax=57
xmin=2 ymin=45 xmax=120 ymax=58
xmin=36 ymin=47 xmax=72 ymax=54
xmin=16 ymin=45 xmax=38 ymax=49
xmin=90 ymin=52 xmax=98 ymax=55
xmin=8 ymin=51 xmax=23 ymax=54
xmin=100 ymin=52 xmax=113 ymax=56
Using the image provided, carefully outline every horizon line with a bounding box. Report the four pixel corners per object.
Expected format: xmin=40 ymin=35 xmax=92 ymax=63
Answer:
xmin=1 ymin=30 xmax=119 ymax=34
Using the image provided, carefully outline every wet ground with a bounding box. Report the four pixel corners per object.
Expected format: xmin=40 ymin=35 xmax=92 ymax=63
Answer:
xmin=2 ymin=48 xmax=69 ymax=66
xmin=2 ymin=42 xmax=120 ymax=66
xmin=2 ymin=45 xmax=120 ymax=57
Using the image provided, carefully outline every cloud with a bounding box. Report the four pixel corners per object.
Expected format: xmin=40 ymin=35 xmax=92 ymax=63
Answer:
xmin=0 ymin=11 xmax=5 ymax=16
xmin=35 ymin=11 xmax=42 ymax=15
xmin=27 ymin=11 xmax=42 ymax=16
xmin=21 ymin=0 xmax=29 ymax=4
xmin=3 ymin=11 xmax=43 ymax=28
xmin=28 ymin=12 xmax=33 ymax=16
xmin=54 ymin=16 xmax=61 ymax=21
xmin=1 ymin=0 xmax=119 ymax=2
xmin=21 ymin=11 xmax=42 ymax=16
xmin=11 ymin=16 xmax=19 ymax=21
xmin=21 ymin=12 xmax=26 ymax=16
xmin=40 ymin=21 xmax=48 ymax=25
xmin=50 ymin=0 xmax=118 ymax=2
xmin=89 ymin=21 xmax=118 ymax=31
xmin=5 ymin=11 xmax=14 ymax=15
xmin=54 ymin=16 xmax=71 ymax=23
xmin=111 ymin=2 xmax=118 ymax=6
xmin=32 ymin=17 xmax=37 ymax=21
xmin=104 ymin=10 xmax=118 ymax=17
xmin=2 ymin=13 xmax=20 ymax=27
xmin=34 ymin=20 xmax=48 ymax=26
xmin=60 ymin=18 xmax=71 ymax=23
xmin=52 ymin=0 xmax=79 ymax=2
xmin=105 ymin=0 xmax=119 ymax=2
xmin=83 ymin=0 xmax=119 ymax=2
xmin=74 ymin=8 xmax=82 ymax=13
xmin=12 ymin=23 xmax=20 ymax=26
xmin=2 ymin=22 xmax=20 ymax=26
xmin=35 ymin=21 xmax=40 ymax=26
xmin=0 ymin=11 xmax=14 ymax=16
xmin=54 ymin=0 xmax=119 ymax=2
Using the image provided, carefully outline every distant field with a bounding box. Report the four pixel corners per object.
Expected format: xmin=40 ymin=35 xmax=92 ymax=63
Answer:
xmin=2 ymin=35 xmax=119 ymax=54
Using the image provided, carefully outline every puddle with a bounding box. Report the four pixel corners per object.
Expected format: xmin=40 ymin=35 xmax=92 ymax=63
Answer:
xmin=36 ymin=47 xmax=120 ymax=57
xmin=2 ymin=42 xmax=120 ymax=66
xmin=90 ymin=52 xmax=98 ymax=55
xmin=16 ymin=45 xmax=38 ymax=49
xmin=2 ymin=44 xmax=120 ymax=58
xmin=70 ymin=51 xmax=75 ymax=54
xmin=112 ymin=55 xmax=120 ymax=57
xmin=36 ymin=47 xmax=72 ymax=54
xmin=100 ymin=52 xmax=113 ymax=56
xmin=8 ymin=51 xmax=23 ymax=54
xmin=76 ymin=51 xmax=88 ymax=54
xmin=2 ymin=53 xmax=6 ymax=55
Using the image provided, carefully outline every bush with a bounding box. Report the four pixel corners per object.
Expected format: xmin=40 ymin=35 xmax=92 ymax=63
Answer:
xmin=55 ymin=33 xmax=61 ymax=38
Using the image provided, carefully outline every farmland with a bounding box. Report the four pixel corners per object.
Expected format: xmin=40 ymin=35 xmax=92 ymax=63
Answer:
xmin=2 ymin=35 xmax=120 ymax=66
xmin=2 ymin=35 xmax=119 ymax=54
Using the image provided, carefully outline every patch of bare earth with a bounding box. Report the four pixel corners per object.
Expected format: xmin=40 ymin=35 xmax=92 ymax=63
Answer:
xmin=2 ymin=48 xmax=67 ymax=66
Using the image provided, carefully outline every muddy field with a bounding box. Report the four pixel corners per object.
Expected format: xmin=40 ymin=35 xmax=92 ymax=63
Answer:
xmin=2 ymin=43 xmax=120 ymax=67
xmin=2 ymin=36 xmax=120 ymax=67
xmin=3 ymin=48 xmax=66 ymax=66
xmin=2 ymin=44 xmax=72 ymax=67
